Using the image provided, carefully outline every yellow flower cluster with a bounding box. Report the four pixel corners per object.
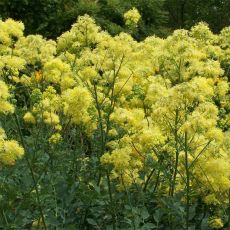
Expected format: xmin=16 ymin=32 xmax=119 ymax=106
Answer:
xmin=101 ymin=145 xmax=142 ymax=189
xmin=43 ymin=58 xmax=75 ymax=91
xmin=29 ymin=86 xmax=61 ymax=127
xmin=15 ymin=35 xmax=56 ymax=66
xmin=0 ymin=139 xmax=24 ymax=165
xmin=0 ymin=80 xmax=24 ymax=165
xmin=62 ymin=86 xmax=95 ymax=133
xmin=57 ymin=15 xmax=101 ymax=53
xmin=0 ymin=18 xmax=24 ymax=50
xmin=124 ymin=7 xmax=141 ymax=27
xmin=0 ymin=17 xmax=229 ymax=224
xmin=0 ymin=81 xmax=24 ymax=166
xmin=23 ymin=112 xmax=36 ymax=124
xmin=49 ymin=133 xmax=62 ymax=144
xmin=0 ymin=80 xmax=14 ymax=114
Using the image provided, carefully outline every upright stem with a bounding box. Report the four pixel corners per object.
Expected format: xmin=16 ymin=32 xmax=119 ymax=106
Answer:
xmin=93 ymin=83 xmax=104 ymax=154
xmin=121 ymin=175 xmax=136 ymax=230
xmin=143 ymin=168 xmax=155 ymax=192
xmin=93 ymin=83 xmax=105 ymax=185
xmin=153 ymin=170 xmax=161 ymax=193
xmin=93 ymin=84 xmax=116 ymax=229
xmin=13 ymin=113 xmax=47 ymax=230
xmin=93 ymin=57 xmax=124 ymax=228
xmin=185 ymin=129 xmax=189 ymax=229
xmin=106 ymin=171 xmax=116 ymax=230
xmin=170 ymin=109 xmax=179 ymax=197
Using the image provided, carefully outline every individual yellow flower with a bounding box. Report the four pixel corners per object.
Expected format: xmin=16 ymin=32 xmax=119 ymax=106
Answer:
xmin=23 ymin=112 xmax=36 ymax=124
xmin=0 ymin=140 xmax=24 ymax=165
xmin=54 ymin=124 xmax=62 ymax=131
xmin=43 ymin=111 xmax=60 ymax=125
xmin=49 ymin=133 xmax=62 ymax=144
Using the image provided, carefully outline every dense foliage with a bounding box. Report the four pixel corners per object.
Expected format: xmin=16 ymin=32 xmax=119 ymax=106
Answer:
xmin=0 ymin=0 xmax=168 ymax=39
xmin=0 ymin=12 xmax=230 ymax=229
xmin=1 ymin=0 xmax=230 ymax=39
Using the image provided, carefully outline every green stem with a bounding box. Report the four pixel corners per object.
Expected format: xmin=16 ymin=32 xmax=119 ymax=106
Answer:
xmin=13 ymin=113 xmax=47 ymax=230
xmin=153 ymin=170 xmax=161 ymax=193
xmin=143 ymin=168 xmax=155 ymax=192
xmin=2 ymin=210 xmax=9 ymax=226
xmin=93 ymin=83 xmax=105 ymax=186
xmin=188 ymin=141 xmax=211 ymax=170
xmin=185 ymin=130 xmax=189 ymax=230
xmin=121 ymin=175 xmax=136 ymax=230
xmin=170 ymin=110 xmax=179 ymax=197
xmin=106 ymin=171 xmax=116 ymax=230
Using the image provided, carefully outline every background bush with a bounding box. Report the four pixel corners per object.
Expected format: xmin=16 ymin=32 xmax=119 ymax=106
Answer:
xmin=1 ymin=0 xmax=230 ymax=40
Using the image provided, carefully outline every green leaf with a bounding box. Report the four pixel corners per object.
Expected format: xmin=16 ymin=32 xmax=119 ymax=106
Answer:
xmin=87 ymin=218 xmax=97 ymax=226
xmin=140 ymin=207 xmax=150 ymax=220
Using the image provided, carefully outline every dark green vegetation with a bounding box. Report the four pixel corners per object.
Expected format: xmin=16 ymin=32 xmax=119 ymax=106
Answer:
xmin=1 ymin=0 xmax=230 ymax=39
